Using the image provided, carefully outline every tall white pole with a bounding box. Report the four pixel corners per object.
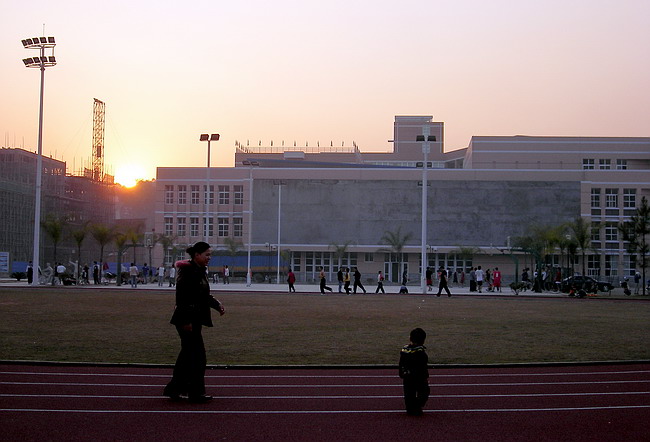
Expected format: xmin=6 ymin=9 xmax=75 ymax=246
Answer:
xmin=276 ymin=183 xmax=281 ymax=284
xmin=420 ymin=127 xmax=430 ymax=295
xmin=31 ymin=52 xmax=46 ymax=286
xmin=246 ymin=165 xmax=253 ymax=286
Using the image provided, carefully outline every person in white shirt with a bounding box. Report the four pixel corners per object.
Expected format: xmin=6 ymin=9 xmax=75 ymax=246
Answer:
xmin=475 ymin=265 xmax=484 ymax=293
xmin=168 ymin=265 xmax=176 ymax=287
xmin=129 ymin=263 xmax=139 ymax=288
xmin=158 ymin=266 xmax=165 ymax=286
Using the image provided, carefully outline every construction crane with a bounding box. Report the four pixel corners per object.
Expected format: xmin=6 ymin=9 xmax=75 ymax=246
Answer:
xmin=92 ymin=98 xmax=105 ymax=182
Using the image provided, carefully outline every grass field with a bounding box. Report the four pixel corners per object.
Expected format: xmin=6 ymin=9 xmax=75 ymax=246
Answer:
xmin=0 ymin=287 xmax=648 ymax=366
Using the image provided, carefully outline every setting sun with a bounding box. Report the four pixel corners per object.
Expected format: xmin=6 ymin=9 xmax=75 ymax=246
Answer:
xmin=114 ymin=164 xmax=146 ymax=188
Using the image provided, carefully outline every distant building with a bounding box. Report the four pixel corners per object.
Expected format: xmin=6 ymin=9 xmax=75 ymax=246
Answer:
xmin=155 ymin=116 xmax=650 ymax=284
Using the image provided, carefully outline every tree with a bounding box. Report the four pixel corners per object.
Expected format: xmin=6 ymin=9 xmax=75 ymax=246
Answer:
xmin=619 ymin=196 xmax=650 ymax=296
xmin=158 ymin=234 xmax=178 ymax=268
xmin=41 ymin=214 xmax=65 ymax=265
xmin=329 ymin=240 xmax=352 ymax=271
xmin=380 ymin=227 xmax=413 ymax=282
xmin=223 ymin=237 xmax=243 ymax=273
xmin=70 ymin=222 xmax=89 ymax=281
xmin=125 ymin=225 xmax=143 ymax=264
xmin=113 ymin=232 xmax=129 ymax=286
xmin=569 ymin=217 xmax=591 ymax=278
xmin=90 ymin=224 xmax=116 ymax=282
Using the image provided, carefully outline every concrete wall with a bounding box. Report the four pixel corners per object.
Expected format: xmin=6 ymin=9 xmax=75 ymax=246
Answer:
xmin=251 ymin=179 xmax=581 ymax=249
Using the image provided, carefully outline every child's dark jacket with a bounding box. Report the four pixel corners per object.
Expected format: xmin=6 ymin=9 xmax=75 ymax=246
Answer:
xmin=398 ymin=344 xmax=429 ymax=380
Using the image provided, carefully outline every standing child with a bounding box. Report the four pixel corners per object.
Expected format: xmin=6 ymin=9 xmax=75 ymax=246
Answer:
xmin=398 ymin=328 xmax=430 ymax=416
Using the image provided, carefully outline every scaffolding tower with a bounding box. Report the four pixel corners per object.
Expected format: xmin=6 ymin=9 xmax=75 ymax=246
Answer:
xmin=91 ymin=98 xmax=105 ymax=182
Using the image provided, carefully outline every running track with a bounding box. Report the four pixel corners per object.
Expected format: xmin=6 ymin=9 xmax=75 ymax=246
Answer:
xmin=1 ymin=363 xmax=648 ymax=441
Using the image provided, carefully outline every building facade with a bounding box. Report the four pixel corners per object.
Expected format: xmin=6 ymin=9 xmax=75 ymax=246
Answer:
xmin=155 ymin=116 xmax=650 ymax=285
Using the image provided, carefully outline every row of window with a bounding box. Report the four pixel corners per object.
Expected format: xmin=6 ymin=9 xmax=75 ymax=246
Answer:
xmin=164 ymin=185 xmax=244 ymax=205
xmin=582 ymin=159 xmax=627 ymax=170
xmin=590 ymin=188 xmax=636 ymax=208
xmin=164 ymin=216 xmax=243 ymax=238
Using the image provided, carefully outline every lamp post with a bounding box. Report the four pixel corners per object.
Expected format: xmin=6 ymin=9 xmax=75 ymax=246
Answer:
xmin=273 ymin=180 xmax=287 ymax=284
xmin=416 ymin=130 xmax=436 ymax=294
xmin=242 ymin=160 xmax=259 ymax=286
xmin=200 ymin=134 xmax=219 ymax=243
xmin=22 ymin=36 xmax=57 ymax=286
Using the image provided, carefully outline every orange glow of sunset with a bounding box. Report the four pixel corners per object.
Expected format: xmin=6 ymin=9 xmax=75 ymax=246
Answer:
xmin=114 ymin=164 xmax=146 ymax=188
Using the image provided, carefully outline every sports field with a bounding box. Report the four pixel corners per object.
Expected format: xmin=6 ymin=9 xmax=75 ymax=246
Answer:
xmin=0 ymin=287 xmax=648 ymax=366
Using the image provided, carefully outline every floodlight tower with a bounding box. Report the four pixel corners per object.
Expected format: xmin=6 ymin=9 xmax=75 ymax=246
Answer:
xmin=92 ymin=98 xmax=106 ymax=182
xmin=21 ymin=35 xmax=57 ymax=286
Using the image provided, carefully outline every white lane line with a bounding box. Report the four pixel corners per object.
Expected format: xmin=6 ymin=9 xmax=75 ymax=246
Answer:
xmin=1 ymin=391 xmax=648 ymax=400
xmin=1 ymin=370 xmax=649 ymax=379
xmin=1 ymin=380 xmax=649 ymax=388
xmin=1 ymin=405 xmax=649 ymax=414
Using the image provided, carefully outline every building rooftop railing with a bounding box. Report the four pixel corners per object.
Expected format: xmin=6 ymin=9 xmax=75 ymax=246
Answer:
xmin=235 ymin=141 xmax=359 ymax=155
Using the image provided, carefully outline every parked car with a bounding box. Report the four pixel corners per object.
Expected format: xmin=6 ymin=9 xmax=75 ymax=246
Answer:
xmin=561 ymin=276 xmax=614 ymax=293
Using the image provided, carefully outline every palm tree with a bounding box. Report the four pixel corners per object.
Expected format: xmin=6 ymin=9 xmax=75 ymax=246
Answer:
xmin=223 ymin=237 xmax=243 ymax=273
xmin=158 ymin=234 xmax=178 ymax=267
xmin=380 ymin=227 xmax=413 ymax=282
xmin=329 ymin=240 xmax=352 ymax=271
xmin=114 ymin=232 xmax=129 ymax=286
xmin=619 ymin=196 xmax=650 ymax=296
xmin=41 ymin=214 xmax=65 ymax=265
xmin=70 ymin=222 xmax=89 ymax=281
xmin=125 ymin=225 xmax=143 ymax=264
xmin=569 ymin=217 xmax=591 ymax=277
xmin=90 ymin=224 xmax=116 ymax=282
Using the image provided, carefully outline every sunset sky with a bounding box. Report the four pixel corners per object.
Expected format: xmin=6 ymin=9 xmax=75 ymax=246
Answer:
xmin=2 ymin=0 xmax=649 ymax=186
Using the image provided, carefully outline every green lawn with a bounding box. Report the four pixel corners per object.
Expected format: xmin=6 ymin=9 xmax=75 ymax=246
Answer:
xmin=0 ymin=287 xmax=648 ymax=366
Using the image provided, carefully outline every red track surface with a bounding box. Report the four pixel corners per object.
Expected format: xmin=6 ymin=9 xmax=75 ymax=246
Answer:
xmin=1 ymin=363 xmax=649 ymax=441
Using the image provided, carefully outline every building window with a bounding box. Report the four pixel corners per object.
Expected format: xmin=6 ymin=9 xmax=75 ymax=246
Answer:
xmin=190 ymin=217 xmax=199 ymax=237
xmin=292 ymin=253 xmax=301 ymax=272
xmin=218 ymin=217 xmax=229 ymax=237
xmin=590 ymin=188 xmax=600 ymax=208
xmin=177 ymin=217 xmax=186 ymax=237
xmin=598 ymin=159 xmax=611 ymax=170
xmin=191 ymin=186 xmax=200 ymax=205
xmin=218 ymin=186 xmax=230 ymax=205
xmin=165 ymin=186 xmax=174 ymax=204
xmin=233 ymin=217 xmax=243 ymax=237
xmin=203 ymin=217 xmax=213 ymax=238
xmin=623 ymin=189 xmax=636 ymax=208
xmin=164 ymin=217 xmax=173 ymax=235
xmin=616 ymin=159 xmax=627 ymax=170
xmin=587 ymin=255 xmax=600 ymax=277
xmin=591 ymin=223 xmax=600 ymax=241
xmin=605 ymin=255 xmax=618 ymax=277
xmin=204 ymin=185 xmax=214 ymax=205
xmin=604 ymin=223 xmax=618 ymax=242
xmin=605 ymin=189 xmax=618 ymax=208
xmin=234 ymin=185 xmax=244 ymax=205
xmin=178 ymin=185 xmax=187 ymax=205
xmin=364 ymin=253 xmax=374 ymax=262
xmin=582 ymin=159 xmax=595 ymax=170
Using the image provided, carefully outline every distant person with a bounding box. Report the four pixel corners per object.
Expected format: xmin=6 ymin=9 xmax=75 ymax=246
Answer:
xmin=399 ymin=327 xmax=430 ymax=416
xmin=475 ymin=266 xmax=484 ymax=293
xmin=93 ymin=261 xmax=100 ymax=285
xmin=343 ymin=267 xmax=351 ymax=295
xmin=158 ymin=265 xmax=165 ymax=287
xmin=436 ymin=266 xmax=451 ymax=297
xmin=634 ymin=271 xmax=641 ymax=294
xmin=169 ymin=264 xmax=177 ymax=287
xmin=319 ymin=266 xmax=333 ymax=295
xmin=129 ymin=263 xmax=139 ymax=288
xmin=26 ymin=261 xmax=33 ymax=284
xmin=56 ymin=263 xmax=66 ymax=285
xmin=164 ymin=241 xmax=225 ymax=403
xmin=337 ymin=267 xmax=344 ymax=293
xmin=425 ymin=267 xmax=433 ymax=292
xmin=223 ymin=265 xmax=230 ymax=284
xmin=142 ymin=263 xmax=150 ymax=284
xmin=287 ymin=267 xmax=296 ymax=293
xmin=492 ymin=267 xmax=502 ymax=293
xmin=353 ymin=267 xmax=367 ymax=294
xmin=402 ymin=269 xmax=408 ymax=286
xmin=376 ymin=270 xmax=385 ymax=294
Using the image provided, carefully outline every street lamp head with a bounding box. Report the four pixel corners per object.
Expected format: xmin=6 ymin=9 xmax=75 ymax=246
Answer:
xmin=200 ymin=134 xmax=209 ymax=141
xmin=209 ymin=134 xmax=220 ymax=141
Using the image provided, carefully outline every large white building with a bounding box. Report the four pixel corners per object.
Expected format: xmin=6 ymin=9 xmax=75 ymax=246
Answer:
xmin=155 ymin=116 xmax=650 ymax=285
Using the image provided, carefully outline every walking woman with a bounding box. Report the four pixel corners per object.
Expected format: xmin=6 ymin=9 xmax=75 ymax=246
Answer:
xmin=164 ymin=241 xmax=225 ymax=403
